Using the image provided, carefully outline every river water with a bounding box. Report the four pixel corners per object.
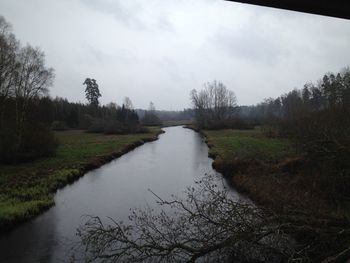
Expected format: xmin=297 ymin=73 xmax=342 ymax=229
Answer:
xmin=0 ymin=126 xmax=244 ymax=263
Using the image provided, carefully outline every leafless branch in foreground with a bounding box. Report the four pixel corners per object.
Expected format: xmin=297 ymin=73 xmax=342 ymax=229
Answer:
xmin=77 ymin=175 xmax=293 ymax=262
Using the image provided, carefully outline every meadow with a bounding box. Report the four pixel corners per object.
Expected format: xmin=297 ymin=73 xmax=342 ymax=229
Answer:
xmin=203 ymin=128 xmax=297 ymax=163
xmin=0 ymin=128 xmax=162 ymax=230
xmin=202 ymin=128 xmax=347 ymax=217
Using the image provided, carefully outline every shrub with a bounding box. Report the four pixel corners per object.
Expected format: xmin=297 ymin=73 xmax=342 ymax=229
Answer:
xmin=0 ymin=126 xmax=17 ymax=163
xmin=103 ymin=121 xmax=123 ymax=134
xmin=141 ymin=113 xmax=162 ymax=126
xmin=79 ymin=114 xmax=94 ymax=129
xmin=51 ymin=121 xmax=68 ymax=131
xmin=134 ymin=125 xmax=149 ymax=133
xmin=21 ymin=123 xmax=59 ymax=160
xmin=205 ymin=119 xmax=253 ymax=130
xmin=86 ymin=118 xmax=149 ymax=135
xmin=0 ymin=123 xmax=58 ymax=164
xmin=87 ymin=119 xmax=107 ymax=133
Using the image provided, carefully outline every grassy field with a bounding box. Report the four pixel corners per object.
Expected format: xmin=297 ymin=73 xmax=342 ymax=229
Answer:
xmin=202 ymin=128 xmax=350 ymax=261
xmin=0 ymin=128 xmax=162 ymax=231
xmin=202 ymin=128 xmax=313 ymax=211
xmin=203 ymin=129 xmax=297 ymax=163
xmin=202 ymin=128 xmax=345 ymax=215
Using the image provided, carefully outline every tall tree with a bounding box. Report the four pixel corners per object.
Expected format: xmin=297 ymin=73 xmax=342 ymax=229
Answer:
xmin=14 ymin=45 xmax=54 ymax=153
xmin=123 ymin=96 xmax=133 ymax=110
xmin=0 ymin=16 xmax=18 ymax=128
xmin=84 ymin=78 xmax=101 ymax=107
xmin=341 ymin=68 xmax=350 ymax=108
xmin=148 ymin=101 xmax=156 ymax=113
xmin=141 ymin=101 xmax=162 ymax=126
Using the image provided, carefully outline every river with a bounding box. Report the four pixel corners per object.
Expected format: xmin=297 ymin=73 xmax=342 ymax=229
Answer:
xmin=0 ymin=126 xmax=244 ymax=263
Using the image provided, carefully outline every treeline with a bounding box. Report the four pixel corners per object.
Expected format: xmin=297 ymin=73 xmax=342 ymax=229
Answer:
xmin=136 ymin=108 xmax=194 ymax=122
xmin=25 ymin=96 xmax=142 ymax=133
xmin=240 ymin=69 xmax=350 ymax=125
xmin=138 ymin=102 xmax=162 ymax=126
xmin=0 ymin=15 xmax=150 ymax=164
xmin=191 ymin=68 xmax=350 ymax=200
xmin=0 ymin=16 xmax=56 ymax=163
xmin=253 ymin=69 xmax=350 ymax=200
xmin=244 ymin=69 xmax=349 ymax=156
xmin=81 ymin=78 xmax=145 ymax=134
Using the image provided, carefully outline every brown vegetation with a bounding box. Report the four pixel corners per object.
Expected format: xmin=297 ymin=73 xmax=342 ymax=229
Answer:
xmin=201 ymin=127 xmax=350 ymax=262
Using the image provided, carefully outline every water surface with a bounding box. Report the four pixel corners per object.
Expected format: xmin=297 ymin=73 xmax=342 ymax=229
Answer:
xmin=0 ymin=126 xmax=243 ymax=262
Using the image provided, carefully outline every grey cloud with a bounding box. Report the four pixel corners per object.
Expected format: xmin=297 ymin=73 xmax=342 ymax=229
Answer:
xmin=81 ymin=0 xmax=147 ymax=30
xmin=1 ymin=0 xmax=350 ymax=109
xmin=212 ymin=28 xmax=288 ymax=66
xmin=81 ymin=0 xmax=174 ymax=32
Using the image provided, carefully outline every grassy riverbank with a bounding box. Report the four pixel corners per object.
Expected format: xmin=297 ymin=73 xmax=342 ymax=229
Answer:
xmin=203 ymin=128 xmax=305 ymax=211
xmin=0 ymin=128 xmax=162 ymax=232
xmin=204 ymin=129 xmax=296 ymax=162
xmin=202 ymin=128 xmax=345 ymax=216
xmin=201 ymin=128 xmax=350 ymax=261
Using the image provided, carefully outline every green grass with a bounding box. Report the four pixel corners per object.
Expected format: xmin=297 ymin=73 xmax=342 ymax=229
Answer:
xmin=0 ymin=128 xmax=161 ymax=229
xmin=203 ymin=129 xmax=297 ymax=163
xmin=202 ymin=128 xmax=350 ymax=260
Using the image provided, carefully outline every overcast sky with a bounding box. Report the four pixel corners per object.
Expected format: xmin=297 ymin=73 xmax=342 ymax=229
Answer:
xmin=1 ymin=0 xmax=350 ymax=110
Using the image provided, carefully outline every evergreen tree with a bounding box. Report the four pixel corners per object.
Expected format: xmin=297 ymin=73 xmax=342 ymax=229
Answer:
xmin=83 ymin=78 xmax=101 ymax=107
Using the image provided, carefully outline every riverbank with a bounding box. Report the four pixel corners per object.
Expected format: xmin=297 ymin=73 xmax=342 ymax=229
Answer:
xmin=191 ymin=126 xmax=350 ymax=261
xmin=0 ymin=128 xmax=163 ymax=232
xmin=203 ymin=129 xmax=348 ymax=217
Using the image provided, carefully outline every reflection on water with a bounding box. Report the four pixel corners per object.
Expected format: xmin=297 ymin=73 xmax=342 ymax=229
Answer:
xmin=0 ymin=126 xmax=244 ymax=263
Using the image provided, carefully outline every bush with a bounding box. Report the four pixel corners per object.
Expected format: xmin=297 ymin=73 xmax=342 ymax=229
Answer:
xmin=0 ymin=123 xmax=58 ymax=164
xmin=134 ymin=125 xmax=149 ymax=133
xmin=0 ymin=126 xmax=17 ymax=163
xmin=280 ymin=107 xmax=350 ymax=200
xmin=79 ymin=114 xmax=94 ymax=130
xmin=103 ymin=121 xmax=123 ymax=134
xmin=205 ymin=119 xmax=253 ymax=130
xmin=21 ymin=123 xmax=59 ymax=160
xmin=51 ymin=121 xmax=68 ymax=131
xmin=141 ymin=113 xmax=162 ymax=126
xmin=86 ymin=118 xmax=149 ymax=135
xmin=87 ymin=119 xmax=107 ymax=133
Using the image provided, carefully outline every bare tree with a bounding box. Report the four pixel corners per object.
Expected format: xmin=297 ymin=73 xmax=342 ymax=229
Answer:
xmin=0 ymin=16 xmax=19 ymax=127
xmin=106 ymin=102 xmax=118 ymax=110
xmin=78 ymin=175 xmax=292 ymax=262
xmin=148 ymin=101 xmax=156 ymax=113
xmin=14 ymin=45 xmax=54 ymax=153
xmin=190 ymin=81 xmax=237 ymax=128
xmin=123 ymin=96 xmax=134 ymax=110
xmin=204 ymin=81 xmax=237 ymax=120
xmin=141 ymin=101 xmax=162 ymax=126
xmin=190 ymin=89 xmax=208 ymax=128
